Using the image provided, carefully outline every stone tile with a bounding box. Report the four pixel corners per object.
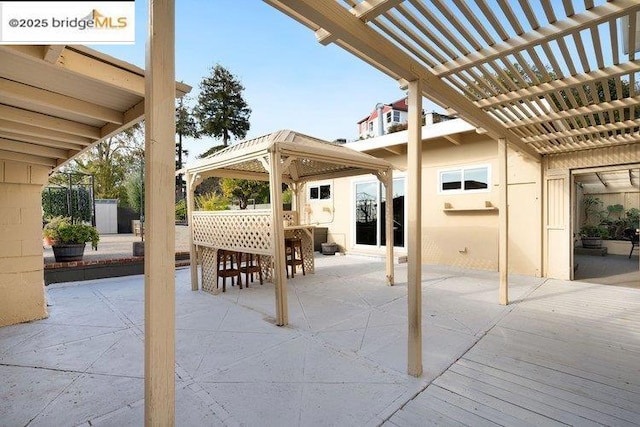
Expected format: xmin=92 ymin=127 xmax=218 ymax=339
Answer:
xmin=29 ymin=373 xmax=143 ymax=427
xmin=85 ymin=330 xmax=144 ymax=378
xmin=0 ymin=365 xmax=79 ymax=427
xmin=1 ymin=329 xmax=124 ymax=373
xmin=201 ymin=382 xmax=304 ymax=427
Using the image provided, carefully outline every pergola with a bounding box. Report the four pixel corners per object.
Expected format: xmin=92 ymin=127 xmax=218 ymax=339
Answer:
xmin=263 ymin=0 xmax=640 ymax=378
xmin=0 ymin=45 xmax=190 ymax=168
xmin=181 ymin=129 xmax=396 ymax=325
xmin=3 ymin=1 xmax=640 ymax=424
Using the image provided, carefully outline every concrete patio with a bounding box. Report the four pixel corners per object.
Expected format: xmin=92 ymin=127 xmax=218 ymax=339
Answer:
xmin=1 ymin=254 xmax=638 ymax=426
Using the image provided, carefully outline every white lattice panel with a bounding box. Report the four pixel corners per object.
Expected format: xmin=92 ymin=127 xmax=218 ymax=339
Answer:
xmin=201 ymin=247 xmax=219 ymax=294
xmin=193 ymin=210 xmax=273 ymax=254
xmin=283 ymin=210 xmax=298 ymax=225
xmin=192 ymin=211 xmax=315 ymax=289
xmin=284 ymin=228 xmax=315 ymax=274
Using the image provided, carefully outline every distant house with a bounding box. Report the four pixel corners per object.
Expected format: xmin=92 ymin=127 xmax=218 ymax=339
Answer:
xmin=357 ymin=98 xmax=409 ymax=139
xmin=357 ymin=98 xmax=454 ymax=139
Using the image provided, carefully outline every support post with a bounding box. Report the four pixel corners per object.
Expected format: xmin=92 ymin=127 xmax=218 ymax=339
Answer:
xmin=407 ymin=80 xmax=422 ymax=377
xmin=144 ymin=0 xmax=176 ymax=424
xmin=379 ymin=171 xmax=394 ymax=285
xmin=186 ymin=172 xmax=198 ymax=291
xmin=498 ymin=137 xmax=509 ymax=305
xmin=268 ymin=150 xmax=289 ymax=325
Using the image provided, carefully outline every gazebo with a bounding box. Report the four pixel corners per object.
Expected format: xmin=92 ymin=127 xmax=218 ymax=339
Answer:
xmin=181 ymin=129 xmax=396 ymax=325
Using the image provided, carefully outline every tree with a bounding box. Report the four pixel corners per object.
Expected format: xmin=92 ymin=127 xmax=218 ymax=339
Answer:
xmin=175 ymin=96 xmax=198 ymax=200
xmin=194 ymin=64 xmax=251 ymax=147
xmin=220 ymin=178 xmax=268 ymax=210
xmin=73 ymin=123 xmax=144 ymax=204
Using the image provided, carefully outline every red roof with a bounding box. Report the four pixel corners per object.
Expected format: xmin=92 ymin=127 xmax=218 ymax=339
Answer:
xmin=357 ymin=97 xmax=408 ymax=124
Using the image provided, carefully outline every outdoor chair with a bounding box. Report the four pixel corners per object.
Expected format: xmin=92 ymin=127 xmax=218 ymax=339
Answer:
xmin=285 ymin=237 xmax=305 ymax=278
xmin=216 ymin=250 xmax=242 ymax=292
xmin=623 ymin=228 xmax=639 ymax=259
xmin=240 ymin=252 xmax=263 ymax=286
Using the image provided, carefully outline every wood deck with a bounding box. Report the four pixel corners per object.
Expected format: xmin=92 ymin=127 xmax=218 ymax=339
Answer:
xmin=386 ymin=279 xmax=640 ymax=426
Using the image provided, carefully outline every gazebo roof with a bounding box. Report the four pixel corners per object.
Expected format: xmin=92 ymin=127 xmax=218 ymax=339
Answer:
xmin=181 ymin=129 xmax=394 ymax=183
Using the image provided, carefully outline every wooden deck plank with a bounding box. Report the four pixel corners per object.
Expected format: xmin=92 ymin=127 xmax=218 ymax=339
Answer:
xmin=468 ymin=339 xmax=640 ymax=397
xmin=464 ymin=350 xmax=640 ymax=414
xmin=433 ymin=369 xmax=560 ymax=426
xmin=476 ymin=327 xmax=640 ymax=384
xmin=434 ymin=371 xmax=602 ymax=426
xmin=389 ymin=400 xmax=467 ymax=427
xmin=497 ymin=312 xmax=640 ymax=353
xmin=450 ymin=360 xmax=640 ymax=425
xmin=411 ymin=386 xmax=501 ymax=427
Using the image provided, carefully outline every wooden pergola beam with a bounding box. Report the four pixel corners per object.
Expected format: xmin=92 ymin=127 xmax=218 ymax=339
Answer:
xmin=476 ymin=61 xmax=640 ymax=109
xmin=265 ymin=0 xmax=540 ymax=161
xmin=0 ymin=104 xmax=100 ymax=139
xmin=0 ymin=78 xmax=123 ymax=124
xmin=432 ymin=0 xmax=640 ymax=77
xmin=0 ymin=119 xmax=94 ymax=146
xmin=505 ymin=96 xmax=640 ymax=129
xmin=521 ymin=118 xmax=640 ymax=144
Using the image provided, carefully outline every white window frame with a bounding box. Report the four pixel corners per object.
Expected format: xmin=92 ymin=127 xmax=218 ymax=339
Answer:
xmin=308 ymin=182 xmax=332 ymax=202
xmin=392 ymin=110 xmax=400 ymax=122
xmin=438 ymin=164 xmax=491 ymax=194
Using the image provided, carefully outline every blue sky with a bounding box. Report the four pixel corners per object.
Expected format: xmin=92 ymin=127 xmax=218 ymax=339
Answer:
xmin=93 ymin=0 xmax=441 ymax=160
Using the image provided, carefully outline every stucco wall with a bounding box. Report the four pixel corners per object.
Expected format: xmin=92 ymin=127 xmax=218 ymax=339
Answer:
xmin=306 ymin=133 xmax=542 ymax=276
xmin=0 ymin=160 xmax=49 ymax=326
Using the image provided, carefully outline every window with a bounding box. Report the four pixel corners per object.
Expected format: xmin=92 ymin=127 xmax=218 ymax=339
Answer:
xmin=439 ymin=165 xmax=490 ymax=193
xmin=368 ymin=122 xmax=373 ymax=132
xmin=309 ymin=183 xmax=331 ymax=201
xmin=386 ymin=111 xmax=392 ymax=123
xmin=392 ymin=111 xmax=400 ymax=122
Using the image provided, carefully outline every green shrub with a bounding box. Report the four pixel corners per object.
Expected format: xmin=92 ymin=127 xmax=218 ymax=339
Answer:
xmin=175 ymin=198 xmax=187 ymax=221
xmin=43 ymin=217 xmax=99 ymax=250
xmin=195 ymin=193 xmax=229 ymax=211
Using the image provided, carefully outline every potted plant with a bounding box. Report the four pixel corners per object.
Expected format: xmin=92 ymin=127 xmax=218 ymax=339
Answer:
xmin=579 ymin=224 xmax=609 ymax=249
xmin=43 ymin=217 xmax=99 ymax=262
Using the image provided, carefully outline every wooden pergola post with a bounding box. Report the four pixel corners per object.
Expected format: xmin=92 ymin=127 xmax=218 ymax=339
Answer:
xmin=268 ymin=149 xmax=289 ymax=325
xmin=144 ymin=0 xmax=176 ymax=424
xmin=407 ymin=80 xmax=423 ymax=377
xmin=378 ymin=170 xmax=395 ymax=285
xmin=186 ymin=172 xmax=199 ymax=291
xmin=498 ymin=137 xmax=509 ymax=305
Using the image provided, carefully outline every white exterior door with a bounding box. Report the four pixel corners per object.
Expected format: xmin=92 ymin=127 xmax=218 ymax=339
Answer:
xmin=544 ymin=167 xmax=572 ymax=280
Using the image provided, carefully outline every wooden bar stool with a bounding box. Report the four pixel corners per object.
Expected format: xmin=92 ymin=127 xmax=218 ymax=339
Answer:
xmin=216 ymin=249 xmax=242 ymax=292
xmin=240 ymin=253 xmax=263 ymax=286
xmin=285 ymin=237 xmax=305 ymax=278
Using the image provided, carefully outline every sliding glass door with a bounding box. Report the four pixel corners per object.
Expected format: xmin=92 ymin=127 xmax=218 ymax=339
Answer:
xmin=354 ymin=178 xmax=405 ymax=248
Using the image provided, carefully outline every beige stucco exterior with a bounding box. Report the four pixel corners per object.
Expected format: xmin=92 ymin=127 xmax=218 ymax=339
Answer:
xmin=305 ymin=131 xmax=543 ymax=277
xmin=0 ymin=160 xmax=50 ymax=327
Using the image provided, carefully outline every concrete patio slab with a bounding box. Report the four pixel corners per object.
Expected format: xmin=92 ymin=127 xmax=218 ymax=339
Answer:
xmin=1 ymin=254 xmax=638 ymax=426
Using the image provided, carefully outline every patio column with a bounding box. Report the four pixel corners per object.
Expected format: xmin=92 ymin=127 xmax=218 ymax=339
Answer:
xmin=498 ymin=137 xmax=509 ymax=305
xmin=186 ymin=172 xmax=198 ymax=291
xmin=378 ymin=170 xmax=394 ymax=285
xmin=145 ymin=0 xmax=176 ymax=424
xmin=268 ymin=149 xmax=289 ymax=325
xmin=407 ymin=79 xmax=423 ymax=377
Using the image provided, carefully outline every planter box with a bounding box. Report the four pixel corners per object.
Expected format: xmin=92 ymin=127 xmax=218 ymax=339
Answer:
xmin=602 ymin=239 xmax=635 ymax=256
xmin=321 ymin=242 xmax=338 ymax=255
xmin=52 ymin=243 xmax=86 ymax=262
